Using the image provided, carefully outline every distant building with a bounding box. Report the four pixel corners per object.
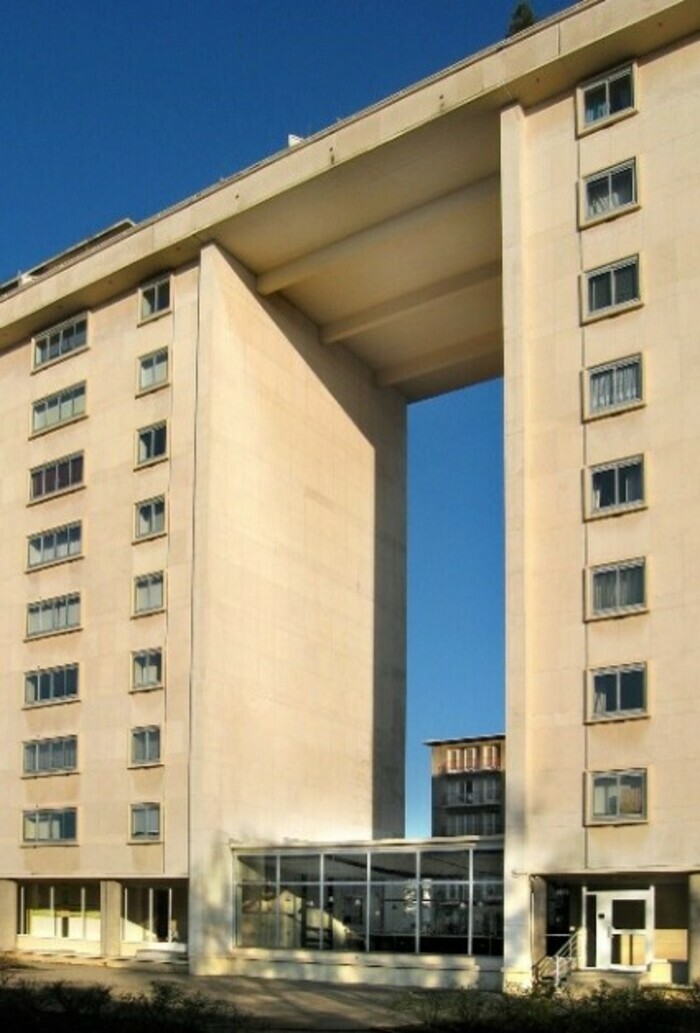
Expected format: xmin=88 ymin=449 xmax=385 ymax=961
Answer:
xmin=426 ymin=736 xmax=505 ymax=838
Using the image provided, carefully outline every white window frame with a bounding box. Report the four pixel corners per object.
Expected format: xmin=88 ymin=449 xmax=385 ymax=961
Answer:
xmin=582 ymin=255 xmax=641 ymax=322
xmin=130 ymin=726 xmax=161 ymax=767
xmin=139 ymin=275 xmax=171 ymax=323
xmin=31 ymin=382 xmax=86 ymax=435
xmin=131 ymin=648 xmax=164 ymax=691
xmin=29 ymin=452 xmax=84 ymax=502
xmin=23 ymin=807 xmax=77 ymax=843
xmin=33 ymin=314 xmax=88 ymax=370
xmin=26 ymin=593 xmax=81 ymax=638
xmin=577 ymin=64 xmax=636 ymax=134
xmin=23 ymin=735 xmax=78 ymax=775
xmin=136 ymin=422 xmax=167 ymax=467
xmin=588 ymin=769 xmax=647 ymax=824
xmin=27 ymin=520 xmax=82 ymax=569
xmin=588 ymin=663 xmax=647 ymax=722
xmin=588 ymin=558 xmax=646 ymax=620
xmin=581 ymin=159 xmax=638 ymax=226
xmin=130 ymin=803 xmax=161 ymax=841
xmin=587 ymin=455 xmax=645 ymax=519
xmin=134 ymin=496 xmax=166 ymax=541
xmin=583 ymin=354 xmax=644 ymax=420
xmin=25 ymin=663 xmax=79 ymax=706
xmin=133 ymin=572 xmax=165 ymax=616
xmin=137 ymin=347 xmax=169 ymax=393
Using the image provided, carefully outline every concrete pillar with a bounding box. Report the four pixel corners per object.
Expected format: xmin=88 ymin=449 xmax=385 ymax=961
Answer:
xmin=100 ymin=880 xmax=122 ymax=958
xmin=531 ymin=876 xmax=547 ymax=963
xmin=688 ymin=873 xmax=700 ymax=983
xmin=0 ymin=880 xmax=17 ymax=950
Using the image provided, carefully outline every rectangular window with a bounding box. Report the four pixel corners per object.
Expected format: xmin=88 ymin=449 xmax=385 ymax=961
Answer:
xmin=23 ymin=807 xmax=77 ymax=843
xmin=25 ymin=664 xmax=79 ymax=705
xmin=589 ymin=770 xmax=646 ymax=823
xmin=136 ymin=423 xmax=167 ymax=466
xmin=27 ymin=521 xmax=82 ymax=569
xmin=27 ymin=593 xmax=81 ymax=638
xmin=24 ymin=736 xmax=77 ymax=775
xmin=584 ymin=160 xmax=637 ymax=222
xmin=580 ymin=65 xmax=634 ymax=129
xmin=32 ymin=383 xmax=86 ymax=434
xmin=140 ymin=276 xmax=171 ymax=321
xmin=131 ymin=727 xmax=161 ymax=766
xmin=132 ymin=648 xmax=163 ymax=690
xmin=446 ymin=748 xmax=463 ymax=773
xmin=482 ymin=744 xmax=500 ymax=769
xmin=131 ymin=803 xmax=161 ymax=840
xmin=30 ymin=452 xmax=84 ymax=501
xmin=138 ymin=348 xmax=169 ymax=392
xmin=464 ymin=746 xmax=480 ymax=770
xmin=585 ymin=256 xmax=640 ymax=318
xmin=134 ymin=496 xmax=165 ymax=540
xmin=591 ymin=663 xmax=647 ymax=719
xmin=134 ymin=572 xmax=164 ymax=615
xmin=590 ymin=456 xmax=644 ymax=516
xmin=587 ymin=355 xmax=643 ymax=417
xmin=590 ymin=559 xmax=646 ymax=618
xmin=33 ymin=315 xmax=87 ymax=369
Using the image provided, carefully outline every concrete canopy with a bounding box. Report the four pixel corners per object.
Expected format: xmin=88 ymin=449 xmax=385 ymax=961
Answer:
xmin=1 ymin=0 xmax=698 ymax=400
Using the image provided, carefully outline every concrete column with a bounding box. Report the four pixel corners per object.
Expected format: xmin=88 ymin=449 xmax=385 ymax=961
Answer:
xmin=531 ymin=876 xmax=547 ymax=964
xmin=100 ymin=880 xmax=122 ymax=958
xmin=501 ymin=98 xmax=533 ymax=991
xmin=0 ymin=880 xmax=17 ymax=950
xmin=688 ymin=873 xmax=700 ymax=983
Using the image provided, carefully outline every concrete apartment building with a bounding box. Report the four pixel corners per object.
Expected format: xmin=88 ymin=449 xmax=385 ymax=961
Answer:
xmin=1 ymin=0 xmax=699 ymax=989
xmin=427 ymin=736 xmax=505 ymax=838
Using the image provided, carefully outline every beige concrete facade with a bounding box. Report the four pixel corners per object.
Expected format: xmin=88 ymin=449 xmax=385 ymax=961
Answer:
xmin=0 ymin=0 xmax=699 ymax=989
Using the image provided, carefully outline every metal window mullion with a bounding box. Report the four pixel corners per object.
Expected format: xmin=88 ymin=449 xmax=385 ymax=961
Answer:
xmin=467 ymin=848 xmax=474 ymax=956
xmin=365 ymin=851 xmax=370 ymax=952
xmin=415 ymin=849 xmax=421 ymax=955
xmin=148 ymin=887 xmax=154 ymax=938
xmin=319 ymin=854 xmax=325 ymax=952
xmin=274 ymin=854 xmax=281 ymax=948
xmin=168 ymin=886 xmax=173 ymax=943
xmin=50 ymin=884 xmax=56 ymax=938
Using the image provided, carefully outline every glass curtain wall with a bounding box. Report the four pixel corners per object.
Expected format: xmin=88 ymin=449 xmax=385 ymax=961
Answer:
xmin=234 ymin=845 xmax=503 ymax=956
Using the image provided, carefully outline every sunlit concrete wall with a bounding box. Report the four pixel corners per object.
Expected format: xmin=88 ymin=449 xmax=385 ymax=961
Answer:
xmin=187 ymin=244 xmax=406 ymax=969
xmin=503 ymin=31 xmax=700 ymax=983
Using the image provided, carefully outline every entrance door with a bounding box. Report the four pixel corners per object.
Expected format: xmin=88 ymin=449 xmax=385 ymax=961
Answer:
xmin=592 ymin=890 xmax=652 ymax=970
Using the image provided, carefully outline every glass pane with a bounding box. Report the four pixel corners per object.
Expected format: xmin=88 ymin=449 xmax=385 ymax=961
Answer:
xmin=611 ymin=167 xmax=634 ymax=208
xmin=586 ymin=176 xmax=610 ymax=217
xmin=584 ymin=82 xmax=607 ymax=123
xmin=612 ymin=899 xmax=645 ymax=930
xmin=236 ymin=855 xmax=277 ymax=883
xmin=594 ymin=671 xmax=617 ymax=714
xmin=589 ymin=271 xmax=612 ymax=311
xmin=420 ymin=851 xmax=470 ymax=880
xmin=619 ymin=668 xmax=645 ymax=711
xmin=619 ymin=564 xmax=644 ymax=607
xmin=592 ymin=467 xmax=616 ymax=509
xmin=593 ymin=569 xmax=617 ymax=612
xmin=473 ymin=851 xmax=503 ymax=880
xmin=609 ymin=71 xmax=633 ymax=114
xmin=369 ymin=883 xmax=416 ymax=952
xmin=619 ymin=773 xmax=645 ymax=816
xmin=279 ymin=855 xmax=320 ymax=882
xmin=370 ymin=852 xmax=416 ymax=881
xmin=323 ymin=853 xmax=367 ymax=881
xmin=324 ymin=884 xmax=366 ymax=950
xmin=614 ymin=262 xmax=639 ymax=304
xmin=619 ymin=462 xmax=643 ymax=504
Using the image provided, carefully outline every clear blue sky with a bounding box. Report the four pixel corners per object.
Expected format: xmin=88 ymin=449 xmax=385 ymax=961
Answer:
xmin=1 ymin=0 xmax=571 ymax=836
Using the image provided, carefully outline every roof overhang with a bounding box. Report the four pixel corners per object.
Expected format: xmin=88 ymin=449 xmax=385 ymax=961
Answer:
xmin=1 ymin=0 xmax=698 ymax=400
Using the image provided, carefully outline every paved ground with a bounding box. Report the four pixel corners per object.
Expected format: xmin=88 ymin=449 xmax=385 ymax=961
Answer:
xmin=2 ymin=957 xmax=418 ymax=1030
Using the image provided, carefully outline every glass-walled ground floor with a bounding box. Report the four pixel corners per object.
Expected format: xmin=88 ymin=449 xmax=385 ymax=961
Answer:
xmin=15 ymin=879 xmax=188 ymax=957
xmin=539 ymin=873 xmax=692 ymax=985
xmin=233 ymin=841 xmax=503 ymax=956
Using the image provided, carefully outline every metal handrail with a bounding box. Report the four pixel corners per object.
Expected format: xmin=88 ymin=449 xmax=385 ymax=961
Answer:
xmin=534 ymin=929 xmax=580 ymax=988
